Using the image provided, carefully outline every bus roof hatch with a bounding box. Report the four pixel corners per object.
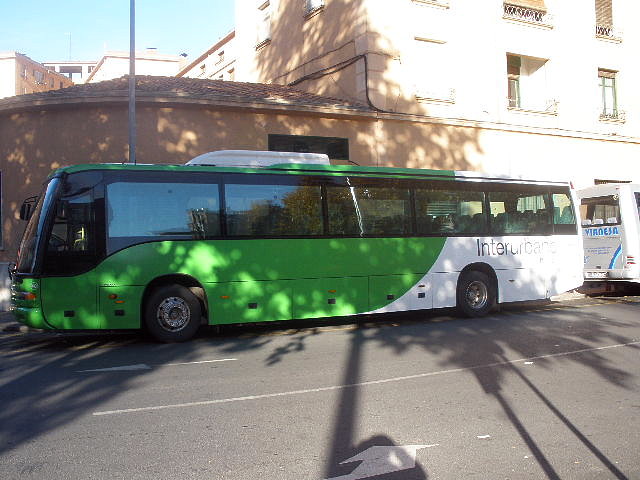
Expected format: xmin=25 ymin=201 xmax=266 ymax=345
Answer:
xmin=185 ymin=150 xmax=331 ymax=168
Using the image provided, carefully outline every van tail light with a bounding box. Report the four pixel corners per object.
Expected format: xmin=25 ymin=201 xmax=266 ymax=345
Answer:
xmin=626 ymin=256 xmax=636 ymax=266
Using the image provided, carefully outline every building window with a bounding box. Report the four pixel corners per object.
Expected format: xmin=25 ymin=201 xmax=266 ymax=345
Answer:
xmin=268 ymin=134 xmax=349 ymax=161
xmin=503 ymin=1 xmax=552 ymax=27
xmin=507 ymin=55 xmax=521 ymax=108
xmin=304 ymin=0 xmax=325 ymax=17
xmin=412 ymin=38 xmax=455 ymax=103
xmin=34 ymin=71 xmax=44 ymax=85
xmin=598 ymin=69 xmax=621 ymax=120
xmin=506 ymin=54 xmax=555 ymax=113
xmin=256 ymin=1 xmax=271 ymax=48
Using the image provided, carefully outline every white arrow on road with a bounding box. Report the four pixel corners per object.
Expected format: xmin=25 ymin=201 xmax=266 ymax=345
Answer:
xmin=325 ymin=444 xmax=438 ymax=480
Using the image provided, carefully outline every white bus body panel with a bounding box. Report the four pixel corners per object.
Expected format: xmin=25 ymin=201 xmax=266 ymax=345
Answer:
xmin=578 ymin=184 xmax=640 ymax=282
xmin=367 ymin=234 xmax=583 ymax=314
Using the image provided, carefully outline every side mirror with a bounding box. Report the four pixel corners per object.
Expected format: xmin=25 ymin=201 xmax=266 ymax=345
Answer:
xmin=19 ymin=196 xmax=37 ymax=221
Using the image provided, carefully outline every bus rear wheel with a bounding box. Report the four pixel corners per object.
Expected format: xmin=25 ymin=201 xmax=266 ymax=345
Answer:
xmin=144 ymin=285 xmax=202 ymax=342
xmin=457 ymin=271 xmax=496 ymax=317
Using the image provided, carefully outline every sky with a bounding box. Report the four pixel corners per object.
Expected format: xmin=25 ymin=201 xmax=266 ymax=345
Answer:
xmin=1 ymin=0 xmax=235 ymax=63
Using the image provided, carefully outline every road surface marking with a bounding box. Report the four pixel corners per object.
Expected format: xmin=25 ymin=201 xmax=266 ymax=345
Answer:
xmin=78 ymin=358 xmax=236 ymax=373
xmin=92 ymin=340 xmax=639 ymax=416
xmin=325 ymin=444 xmax=438 ymax=480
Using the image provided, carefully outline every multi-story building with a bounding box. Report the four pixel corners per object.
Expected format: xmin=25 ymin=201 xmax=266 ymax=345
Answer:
xmin=177 ymin=31 xmax=236 ymax=81
xmin=227 ymin=0 xmax=639 ymax=187
xmin=43 ymin=60 xmax=98 ymax=83
xmin=0 ymin=52 xmax=74 ymax=99
xmin=85 ymin=49 xmax=183 ymax=83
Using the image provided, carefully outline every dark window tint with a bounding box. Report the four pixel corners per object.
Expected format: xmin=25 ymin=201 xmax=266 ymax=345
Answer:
xmin=107 ymin=182 xmax=220 ymax=251
xmin=579 ymin=195 xmax=620 ymax=226
xmin=268 ymin=134 xmax=349 ymax=161
xmin=636 ymin=192 xmax=640 ymax=219
xmin=327 ymin=185 xmax=411 ymax=236
xmin=415 ymin=189 xmax=486 ymax=235
xmin=225 ymin=183 xmax=322 ymax=236
xmin=489 ymin=190 xmax=551 ymax=235
xmin=44 ymin=189 xmax=97 ymax=274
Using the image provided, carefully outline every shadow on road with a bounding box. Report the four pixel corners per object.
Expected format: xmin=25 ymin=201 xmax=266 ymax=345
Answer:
xmin=1 ymin=297 xmax=638 ymax=479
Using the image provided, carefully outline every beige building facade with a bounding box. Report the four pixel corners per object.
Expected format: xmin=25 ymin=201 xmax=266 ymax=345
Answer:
xmin=43 ymin=60 xmax=98 ymax=83
xmin=0 ymin=52 xmax=74 ymax=99
xmin=230 ymin=0 xmax=640 ymax=187
xmin=85 ymin=49 xmax=183 ymax=83
xmin=178 ymin=31 xmax=236 ymax=81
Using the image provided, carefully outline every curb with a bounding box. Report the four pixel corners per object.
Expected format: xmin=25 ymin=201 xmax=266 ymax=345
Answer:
xmin=0 ymin=312 xmax=37 ymax=334
xmin=1 ymin=322 xmax=33 ymax=333
xmin=550 ymin=290 xmax=586 ymax=302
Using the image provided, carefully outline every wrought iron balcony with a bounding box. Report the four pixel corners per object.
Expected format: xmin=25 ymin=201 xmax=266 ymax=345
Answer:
xmin=595 ymin=24 xmax=622 ymax=41
xmin=503 ymin=3 xmax=553 ymax=27
xmin=599 ymin=109 xmax=626 ymax=122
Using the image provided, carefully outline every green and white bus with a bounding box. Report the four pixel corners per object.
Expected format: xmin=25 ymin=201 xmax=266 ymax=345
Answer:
xmin=10 ymin=151 xmax=583 ymax=342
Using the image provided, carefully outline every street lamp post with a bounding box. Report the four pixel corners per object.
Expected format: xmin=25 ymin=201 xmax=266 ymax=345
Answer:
xmin=128 ymin=0 xmax=137 ymax=164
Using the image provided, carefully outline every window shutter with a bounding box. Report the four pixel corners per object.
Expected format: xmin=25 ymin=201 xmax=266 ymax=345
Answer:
xmin=507 ymin=55 xmax=521 ymax=75
xmin=506 ymin=0 xmax=546 ymax=12
xmin=595 ymin=0 xmax=612 ymax=27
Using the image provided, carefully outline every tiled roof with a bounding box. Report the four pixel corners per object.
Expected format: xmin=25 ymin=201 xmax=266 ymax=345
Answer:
xmin=0 ymin=75 xmax=372 ymax=112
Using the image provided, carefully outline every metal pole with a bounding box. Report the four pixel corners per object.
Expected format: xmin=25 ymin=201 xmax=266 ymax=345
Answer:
xmin=128 ymin=0 xmax=136 ymax=164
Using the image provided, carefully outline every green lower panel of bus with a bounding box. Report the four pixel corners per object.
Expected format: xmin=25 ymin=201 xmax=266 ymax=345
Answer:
xmin=30 ymin=236 xmax=446 ymax=330
xmin=292 ymin=277 xmax=369 ymax=319
xmin=369 ymin=274 xmax=424 ymax=311
xmin=206 ymin=280 xmax=293 ymax=324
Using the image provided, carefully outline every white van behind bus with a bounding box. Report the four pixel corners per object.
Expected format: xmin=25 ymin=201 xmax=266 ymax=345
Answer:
xmin=578 ymin=183 xmax=640 ymax=292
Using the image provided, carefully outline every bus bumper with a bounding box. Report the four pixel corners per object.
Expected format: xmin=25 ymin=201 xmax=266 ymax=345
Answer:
xmin=9 ymin=277 xmax=52 ymax=330
xmin=10 ymin=306 xmax=51 ymax=330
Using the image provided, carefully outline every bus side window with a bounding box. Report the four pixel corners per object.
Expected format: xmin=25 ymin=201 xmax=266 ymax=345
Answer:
xmin=225 ymin=183 xmax=323 ymax=236
xmin=415 ymin=189 xmax=486 ymax=235
xmin=488 ymin=190 xmax=551 ymax=235
xmin=552 ymin=192 xmax=577 ymax=234
xmin=326 ymin=184 xmax=411 ymax=237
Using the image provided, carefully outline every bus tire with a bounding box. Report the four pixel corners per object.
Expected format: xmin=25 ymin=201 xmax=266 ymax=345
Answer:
xmin=457 ymin=271 xmax=495 ymax=318
xmin=144 ymin=284 xmax=202 ymax=342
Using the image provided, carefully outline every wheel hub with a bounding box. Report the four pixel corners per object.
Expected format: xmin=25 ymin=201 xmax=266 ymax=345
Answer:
xmin=157 ymin=297 xmax=191 ymax=332
xmin=466 ymin=281 xmax=488 ymax=310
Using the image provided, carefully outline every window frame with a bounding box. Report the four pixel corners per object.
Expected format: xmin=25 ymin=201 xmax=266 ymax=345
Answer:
xmin=598 ymin=69 xmax=618 ymax=118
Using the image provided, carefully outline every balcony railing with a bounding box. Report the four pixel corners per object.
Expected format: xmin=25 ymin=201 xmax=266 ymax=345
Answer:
xmin=507 ymin=98 xmax=558 ymax=115
xmin=599 ymin=110 xmax=626 ymax=122
xmin=503 ymin=4 xmax=553 ymax=27
xmin=595 ymin=24 xmax=622 ymax=41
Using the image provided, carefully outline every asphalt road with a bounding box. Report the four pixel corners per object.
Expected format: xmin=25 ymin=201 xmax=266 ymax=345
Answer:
xmin=0 ymin=296 xmax=639 ymax=480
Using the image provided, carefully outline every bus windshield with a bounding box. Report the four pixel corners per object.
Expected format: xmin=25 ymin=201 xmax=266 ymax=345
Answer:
xmin=580 ymin=195 xmax=621 ymax=226
xmin=16 ymin=178 xmax=60 ymax=274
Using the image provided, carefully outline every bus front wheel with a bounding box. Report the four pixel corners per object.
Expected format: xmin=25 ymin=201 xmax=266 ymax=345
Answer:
xmin=457 ymin=271 xmax=496 ymax=317
xmin=144 ymin=285 xmax=202 ymax=342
